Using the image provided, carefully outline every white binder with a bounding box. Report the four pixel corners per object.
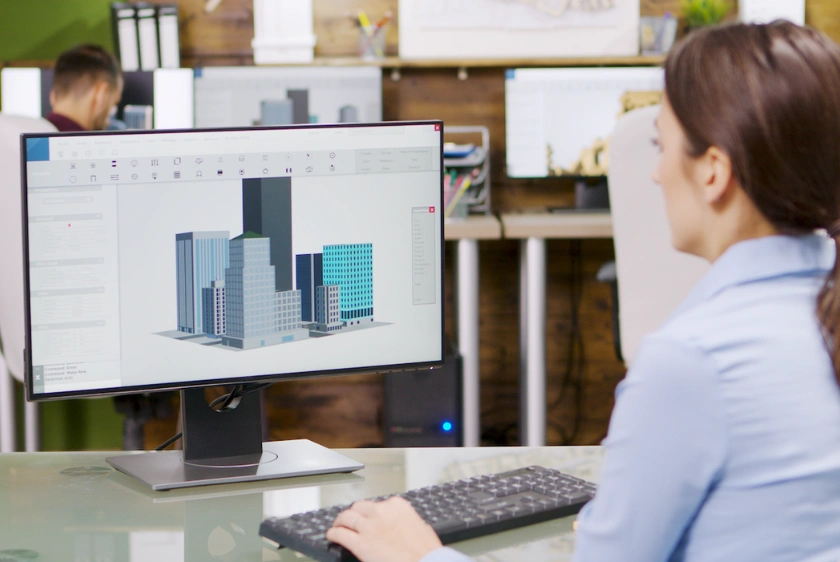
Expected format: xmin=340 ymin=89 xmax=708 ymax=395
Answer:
xmin=136 ymin=4 xmax=160 ymax=70
xmin=157 ymin=5 xmax=181 ymax=69
xmin=113 ymin=4 xmax=140 ymax=71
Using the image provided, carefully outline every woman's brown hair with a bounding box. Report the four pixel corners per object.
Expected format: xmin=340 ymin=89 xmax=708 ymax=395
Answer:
xmin=664 ymin=21 xmax=840 ymax=382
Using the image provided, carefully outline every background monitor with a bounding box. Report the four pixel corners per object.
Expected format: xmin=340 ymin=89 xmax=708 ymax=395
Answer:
xmin=193 ymin=66 xmax=382 ymax=128
xmin=0 ymin=67 xmax=194 ymax=129
xmin=505 ymin=67 xmax=664 ymax=178
xmin=21 ymin=120 xmax=444 ymax=489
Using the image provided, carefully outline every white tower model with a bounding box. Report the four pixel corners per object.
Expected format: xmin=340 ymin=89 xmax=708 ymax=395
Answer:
xmin=252 ymin=0 xmax=317 ymax=64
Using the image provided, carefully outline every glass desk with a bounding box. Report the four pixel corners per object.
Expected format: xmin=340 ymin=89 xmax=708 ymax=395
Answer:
xmin=0 ymin=446 xmax=603 ymax=562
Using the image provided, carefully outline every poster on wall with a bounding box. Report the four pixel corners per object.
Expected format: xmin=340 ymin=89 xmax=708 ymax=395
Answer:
xmin=398 ymin=0 xmax=640 ymax=59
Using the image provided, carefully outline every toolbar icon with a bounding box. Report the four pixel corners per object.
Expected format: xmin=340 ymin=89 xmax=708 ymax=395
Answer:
xmin=174 ymin=157 xmax=181 ymax=165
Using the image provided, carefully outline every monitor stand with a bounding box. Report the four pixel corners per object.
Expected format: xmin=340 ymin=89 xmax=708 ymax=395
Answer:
xmin=106 ymin=388 xmax=364 ymax=491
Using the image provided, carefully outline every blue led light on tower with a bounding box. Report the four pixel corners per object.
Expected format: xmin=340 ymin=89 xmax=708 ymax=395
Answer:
xmin=323 ymin=243 xmax=373 ymax=326
xmin=442 ymin=421 xmax=453 ymax=432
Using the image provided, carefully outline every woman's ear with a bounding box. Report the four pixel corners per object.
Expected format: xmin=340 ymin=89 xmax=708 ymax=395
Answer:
xmin=697 ymin=146 xmax=734 ymax=204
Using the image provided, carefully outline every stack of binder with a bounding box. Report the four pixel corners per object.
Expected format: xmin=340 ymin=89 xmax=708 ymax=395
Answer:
xmin=111 ymin=2 xmax=181 ymax=71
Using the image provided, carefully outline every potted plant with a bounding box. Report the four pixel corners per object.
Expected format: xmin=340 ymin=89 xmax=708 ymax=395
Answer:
xmin=682 ymin=0 xmax=732 ymax=29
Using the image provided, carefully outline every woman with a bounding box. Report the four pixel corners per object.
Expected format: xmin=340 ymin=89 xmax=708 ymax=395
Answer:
xmin=326 ymin=21 xmax=840 ymax=562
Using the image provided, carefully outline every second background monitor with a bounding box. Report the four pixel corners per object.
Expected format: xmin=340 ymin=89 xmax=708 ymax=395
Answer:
xmin=193 ymin=66 xmax=383 ymax=128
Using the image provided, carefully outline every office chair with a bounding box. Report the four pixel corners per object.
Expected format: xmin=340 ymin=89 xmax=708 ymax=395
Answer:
xmin=600 ymin=105 xmax=708 ymax=366
xmin=0 ymin=113 xmax=58 ymax=452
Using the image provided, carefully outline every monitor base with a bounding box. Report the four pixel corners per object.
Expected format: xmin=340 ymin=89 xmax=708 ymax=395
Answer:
xmin=106 ymin=439 xmax=363 ymax=491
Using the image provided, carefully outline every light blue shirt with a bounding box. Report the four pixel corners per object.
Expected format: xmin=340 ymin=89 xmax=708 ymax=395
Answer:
xmin=421 ymin=234 xmax=840 ymax=562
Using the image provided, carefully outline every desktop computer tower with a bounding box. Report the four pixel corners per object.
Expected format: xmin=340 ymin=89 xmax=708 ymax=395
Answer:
xmin=384 ymin=345 xmax=463 ymax=447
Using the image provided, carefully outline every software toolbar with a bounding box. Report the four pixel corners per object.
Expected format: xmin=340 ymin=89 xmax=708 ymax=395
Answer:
xmin=26 ymin=147 xmax=437 ymax=189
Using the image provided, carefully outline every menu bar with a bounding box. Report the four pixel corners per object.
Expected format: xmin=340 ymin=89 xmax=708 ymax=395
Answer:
xmin=26 ymin=147 xmax=438 ymax=189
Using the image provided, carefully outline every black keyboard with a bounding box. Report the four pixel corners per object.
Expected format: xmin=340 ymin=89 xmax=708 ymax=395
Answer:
xmin=259 ymin=465 xmax=596 ymax=562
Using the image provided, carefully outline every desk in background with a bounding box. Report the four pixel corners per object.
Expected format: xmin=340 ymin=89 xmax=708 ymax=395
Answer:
xmin=500 ymin=211 xmax=613 ymax=447
xmin=445 ymin=215 xmax=503 ymax=447
xmin=0 ymin=445 xmax=603 ymax=561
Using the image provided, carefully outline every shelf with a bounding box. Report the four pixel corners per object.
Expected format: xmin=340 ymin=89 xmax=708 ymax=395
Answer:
xmin=273 ymin=55 xmax=666 ymax=69
xmin=500 ymin=211 xmax=613 ymax=239
xmin=444 ymin=215 xmax=502 ymax=240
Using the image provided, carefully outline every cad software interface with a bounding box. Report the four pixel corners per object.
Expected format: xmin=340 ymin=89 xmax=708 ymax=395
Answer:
xmin=23 ymin=123 xmax=443 ymax=398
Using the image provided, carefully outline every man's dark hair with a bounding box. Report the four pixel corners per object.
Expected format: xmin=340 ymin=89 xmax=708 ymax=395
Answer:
xmin=52 ymin=44 xmax=122 ymax=98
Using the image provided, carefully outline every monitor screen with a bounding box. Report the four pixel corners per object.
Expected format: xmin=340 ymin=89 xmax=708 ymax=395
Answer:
xmin=505 ymin=67 xmax=664 ymax=178
xmin=21 ymin=121 xmax=444 ymax=402
xmin=193 ymin=67 xmax=382 ymax=128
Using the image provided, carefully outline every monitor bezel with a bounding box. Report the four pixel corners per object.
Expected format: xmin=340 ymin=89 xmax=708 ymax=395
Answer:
xmin=21 ymin=119 xmax=446 ymax=402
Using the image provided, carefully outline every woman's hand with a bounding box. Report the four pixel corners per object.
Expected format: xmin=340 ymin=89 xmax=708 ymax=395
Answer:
xmin=326 ymin=497 xmax=443 ymax=562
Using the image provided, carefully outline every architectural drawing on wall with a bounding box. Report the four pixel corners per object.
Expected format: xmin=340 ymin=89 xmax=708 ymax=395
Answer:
xmin=412 ymin=0 xmax=624 ymax=29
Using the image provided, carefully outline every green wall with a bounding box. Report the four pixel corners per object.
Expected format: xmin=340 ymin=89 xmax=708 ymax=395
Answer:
xmin=0 ymin=0 xmax=115 ymax=62
xmin=1 ymin=2 xmax=131 ymax=449
xmin=14 ymin=382 xmax=124 ymax=451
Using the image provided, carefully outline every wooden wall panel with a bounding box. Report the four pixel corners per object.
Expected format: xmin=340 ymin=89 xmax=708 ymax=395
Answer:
xmin=808 ymin=0 xmax=840 ymax=44
xmin=145 ymin=0 xmax=840 ymax=67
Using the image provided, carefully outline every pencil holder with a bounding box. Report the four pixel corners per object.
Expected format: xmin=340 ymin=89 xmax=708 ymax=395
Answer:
xmin=358 ymin=24 xmax=387 ymax=60
xmin=639 ymin=15 xmax=677 ymax=55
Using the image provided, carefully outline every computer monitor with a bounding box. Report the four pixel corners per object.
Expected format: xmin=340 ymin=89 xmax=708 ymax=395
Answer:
xmin=0 ymin=67 xmax=193 ymax=129
xmin=20 ymin=120 xmax=444 ymax=490
xmin=505 ymin=67 xmax=664 ymax=178
xmin=193 ymin=66 xmax=382 ymax=128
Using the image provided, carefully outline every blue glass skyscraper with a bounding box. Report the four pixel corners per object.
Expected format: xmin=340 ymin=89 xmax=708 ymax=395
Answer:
xmin=176 ymin=231 xmax=229 ymax=334
xmin=323 ymin=243 xmax=373 ymax=326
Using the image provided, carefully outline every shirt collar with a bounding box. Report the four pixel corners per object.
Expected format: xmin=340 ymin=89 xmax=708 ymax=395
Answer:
xmin=673 ymin=234 xmax=836 ymax=317
xmin=46 ymin=112 xmax=86 ymax=132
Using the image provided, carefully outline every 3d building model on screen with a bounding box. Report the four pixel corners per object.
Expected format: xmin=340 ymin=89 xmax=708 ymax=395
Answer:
xmin=159 ymin=177 xmax=384 ymax=351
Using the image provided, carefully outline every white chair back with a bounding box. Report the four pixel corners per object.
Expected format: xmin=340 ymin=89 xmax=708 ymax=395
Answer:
xmin=0 ymin=113 xmax=57 ymax=451
xmin=608 ymin=105 xmax=709 ymax=366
